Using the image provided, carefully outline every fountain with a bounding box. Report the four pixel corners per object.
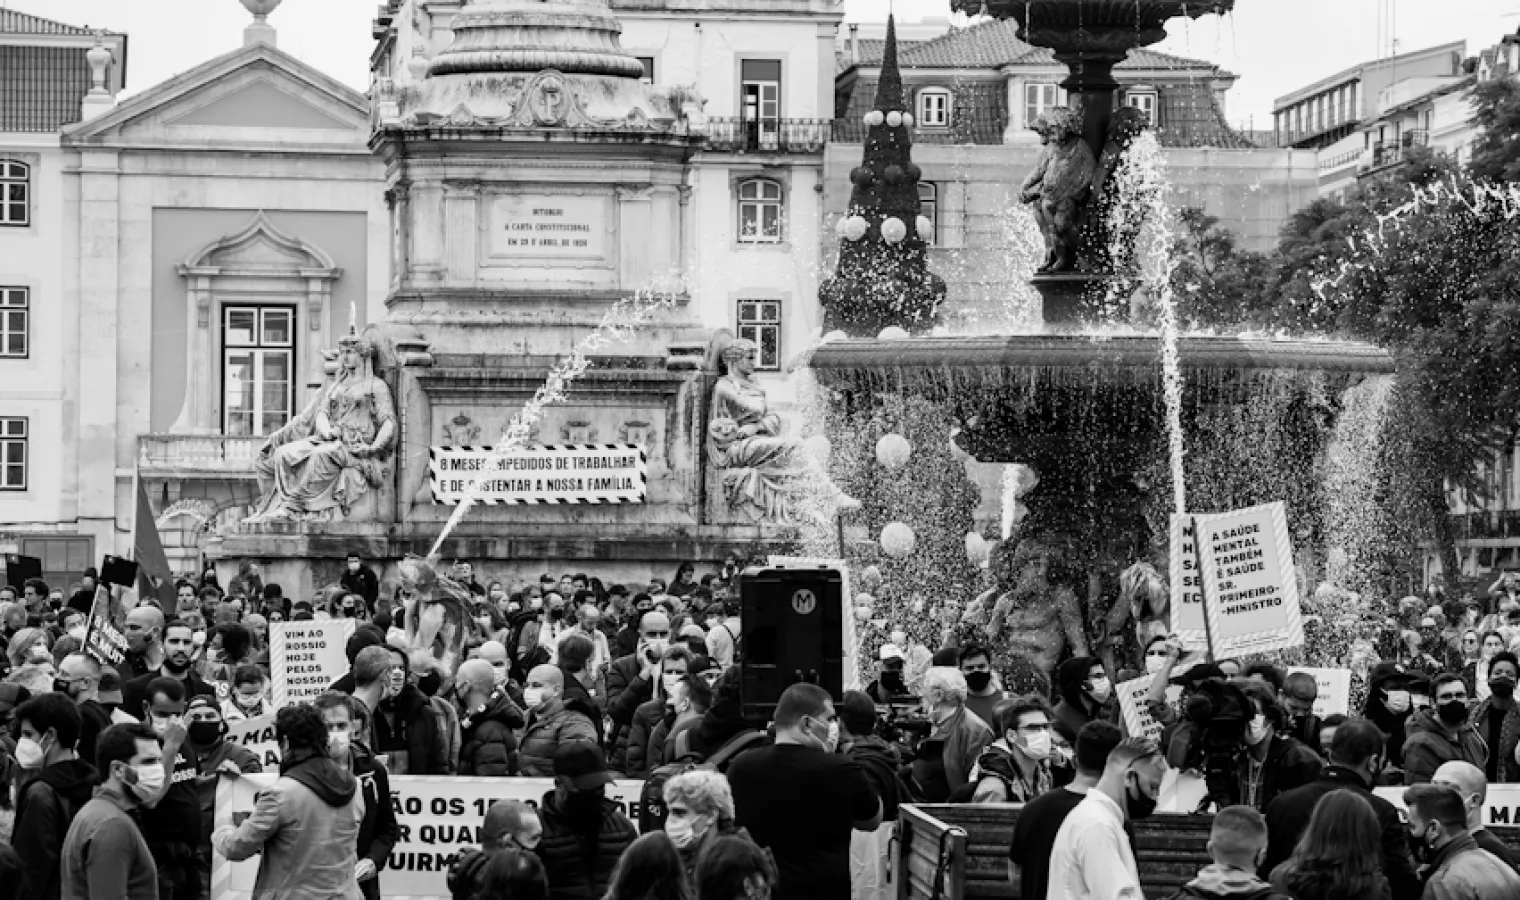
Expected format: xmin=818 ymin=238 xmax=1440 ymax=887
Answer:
xmin=812 ymin=2 xmax=1397 ymax=676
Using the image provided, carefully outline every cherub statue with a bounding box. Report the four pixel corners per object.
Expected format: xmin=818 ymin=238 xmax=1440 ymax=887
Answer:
xmin=396 ymin=554 xmax=473 ymax=674
xmin=1020 ymin=107 xmax=1097 ymax=273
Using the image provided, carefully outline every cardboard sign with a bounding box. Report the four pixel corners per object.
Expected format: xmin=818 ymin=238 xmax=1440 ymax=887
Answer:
xmin=213 ymin=774 xmax=646 ymax=900
xmin=1287 ymin=667 xmax=1352 ymax=718
xmin=1195 ymin=502 xmax=1305 ymax=656
xmin=429 ymin=444 xmax=647 ymax=505
xmin=1169 ymin=514 xmax=1207 ymax=648
xmin=1116 ymin=674 xmax=1184 ymax=742
xmin=269 ymin=620 xmax=355 ymax=708
xmin=82 ymin=585 xmax=128 ymax=666
xmin=223 ymin=715 xmax=282 ymax=770
xmin=1374 ymin=784 xmax=1520 ymax=827
xmin=769 ymin=555 xmax=860 ymax=691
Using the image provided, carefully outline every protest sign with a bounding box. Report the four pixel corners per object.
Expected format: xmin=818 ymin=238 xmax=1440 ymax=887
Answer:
xmin=1195 ymin=501 xmax=1305 ymax=657
xmin=769 ymin=555 xmax=859 ymax=690
xmin=1374 ymin=784 xmax=1520 ymax=827
xmin=269 ymin=619 xmax=355 ymax=708
xmin=1158 ymin=769 xmax=1208 ymax=814
xmin=213 ymin=775 xmax=646 ymax=900
xmin=1116 ymin=674 xmax=1184 ymax=742
xmin=1287 ymin=667 xmax=1352 ymax=717
xmin=223 ymin=715 xmax=281 ymax=770
xmin=82 ymin=585 xmax=128 ymax=666
xmin=429 ymin=444 xmax=647 ymax=505
xmin=1169 ymin=514 xmax=1207 ymax=648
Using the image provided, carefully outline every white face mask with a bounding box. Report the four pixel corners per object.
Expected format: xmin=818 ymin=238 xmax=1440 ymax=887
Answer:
xmin=131 ymin=763 xmax=166 ymax=797
xmin=1246 ymin=714 xmax=1272 ymax=746
xmin=1020 ymin=730 xmax=1053 ymax=761
xmin=666 ymin=815 xmax=706 ymax=849
xmin=529 ymin=597 xmax=544 ymax=611
xmin=1145 ymin=655 xmax=1169 ymax=675
xmin=1385 ymin=690 xmax=1411 ymax=714
xmin=1086 ymin=677 xmax=1113 ymax=703
xmin=491 ymin=665 xmax=509 ymax=689
xmin=68 ymin=625 xmax=86 ymax=642
xmin=809 ymin=716 xmax=840 ymax=753
xmin=523 ymin=687 xmax=546 ymax=709
xmin=329 ymin=730 xmax=352 ymax=756
xmin=150 ymin=714 xmax=182 ymax=737
xmin=661 ymin=672 xmax=684 ymax=695
xmin=15 ymin=735 xmax=47 ymax=769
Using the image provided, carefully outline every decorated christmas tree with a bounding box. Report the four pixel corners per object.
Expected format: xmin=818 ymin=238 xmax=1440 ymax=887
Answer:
xmin=820 ymin=15 xmax=946 ymax=336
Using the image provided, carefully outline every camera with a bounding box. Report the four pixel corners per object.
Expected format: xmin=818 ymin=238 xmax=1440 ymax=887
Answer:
xmin=1183 ymin=679 xmax=1253 ymax=811
xmin=875 ymin=699 xmax=932 ymax=758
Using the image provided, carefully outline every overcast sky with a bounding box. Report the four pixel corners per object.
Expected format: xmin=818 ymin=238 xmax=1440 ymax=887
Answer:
xmin=6 ymin=0 xmax=1517 ymax=127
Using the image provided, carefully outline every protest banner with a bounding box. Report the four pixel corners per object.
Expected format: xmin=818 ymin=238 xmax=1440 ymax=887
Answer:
xmin=1374 ymin=784 xmax=1520 ymax=827
xmin=430 ymin=444 xmax=647 ymax=505
xmin=82 ymin=585 xmax=129 ymax=667
xmin=213 ymin=774 xmax=646 ymax=900
xmin=1195 ymin=501 xmax=1305 ymax=657
xmin=1287 ymin=667 xmax=1352 ymax=717
xmin=1116 ymin=674 xmax=1184 ymax=742
xmin=769 ymin=555 xmax=859 ymax=690
xmin=269 ymin=619 xmax=355 ymax=708
xmin=223 ymin=715 xmax=281 ymax=770
xmin=1169 ymin=514 xmax=1207 ymax=648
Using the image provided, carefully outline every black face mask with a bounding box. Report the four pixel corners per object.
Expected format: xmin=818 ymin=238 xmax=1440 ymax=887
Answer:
xmin=880 ymin=671 xmax=905 ymax=694
xmin=1489 ymin=677 xmax=1517 ymax=699
xmin=1438 ymin=699 xmax=1468 ymax=726
xmin=964 ymin=671 xmax=993 ymax=693
xmin=53 ymin=678 xmax=75 ymax=697
xmin=1124 ymin=773 xmax=1158 ymax=821
xmin=417 ymin=671 xmax=443 ymax=698
xmin=188 ymin=721 xmax=223 ymax=747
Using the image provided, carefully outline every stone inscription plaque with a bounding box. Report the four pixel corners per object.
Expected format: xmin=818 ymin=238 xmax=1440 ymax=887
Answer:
xmin=488 ymin=194 xmax=610 ymax=262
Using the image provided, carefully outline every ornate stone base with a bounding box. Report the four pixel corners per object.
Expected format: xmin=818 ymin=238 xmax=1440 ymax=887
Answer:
xmin=1029 ymin=270 xmax=1105 ymax=329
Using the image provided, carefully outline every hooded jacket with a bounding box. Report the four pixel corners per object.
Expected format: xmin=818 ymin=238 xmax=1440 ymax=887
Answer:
xmin=535 ymin=788 xmax=638 ymax=900
xmin=212 ymin=748 xmax=363 ymax=900
xmin=1166 ymin=864 xmax=1292 ymax=900
xmin=15 ymin=757 xmax=98 ymax=900
xmin=351 ymin=744 xmax=399 ymax=900
xmin=375 ymin=682 xmax=448 ymax=775
xmin=459 ymin=689 xmax=525 ymax=776
xmin=970 ymin=739 xmax=1052 ymax=804
xmin=846 ymin=735 xmax=905 ymax=822
xmin=1401 ymin=707 xmax=1489 ymax=784
xmin=1419 ymin=831 xmax=1520 ymax=900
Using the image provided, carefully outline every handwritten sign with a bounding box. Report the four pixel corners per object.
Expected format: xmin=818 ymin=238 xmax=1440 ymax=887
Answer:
xmin=1169 ymin=514 xmax=1207 ymax=648
xmin=224 ymin=715 xmax=282 ymax=770
xmin=1117 ymin=674 xmax=1184 ymax=742
xmin=214 ymin=775 xmax=646 ymax=900
xmin=1196 ymin=502 xmax=1305 ymax=656
xmin=82 ymin=586 xmax=128 ymax=666
xmin=269 ymin=620 xmax=354 ymax=708
xmin=429 ymin=444 xmax=647 ymax=505
xmin=489 ymin=194 xmax=609 ymax=261
xmin=1287 ymin=667 xmax=1352 ymax=718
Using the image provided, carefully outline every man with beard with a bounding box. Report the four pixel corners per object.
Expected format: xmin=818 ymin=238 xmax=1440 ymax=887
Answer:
xmin=55 ymin=652 xmax=113 ymax=766
xmin=122 ymin=620 xmax=216 ymax=715
xmin=118 ymin=606 xmax=167 ymax=683
xmin=536 ymin=743 xmax=636 ymax=900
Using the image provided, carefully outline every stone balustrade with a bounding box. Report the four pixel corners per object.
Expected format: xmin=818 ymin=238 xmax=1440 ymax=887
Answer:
xmin=139 ymin=433 xmax=263 ymax=473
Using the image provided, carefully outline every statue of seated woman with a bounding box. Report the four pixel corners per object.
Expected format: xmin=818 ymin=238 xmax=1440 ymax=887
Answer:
xmin=245 ymin=332 xmax=397 ymax=523
xmin=707 ymin=337 xmax=857 ymax=526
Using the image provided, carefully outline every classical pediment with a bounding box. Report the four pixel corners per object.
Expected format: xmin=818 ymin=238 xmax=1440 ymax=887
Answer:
xmin=183 ymin=211 xmax=339 ymax=275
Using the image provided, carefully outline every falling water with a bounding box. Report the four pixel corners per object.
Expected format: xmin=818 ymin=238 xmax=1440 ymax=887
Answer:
xmin=428 ymin=288 xmax=679 ymax=556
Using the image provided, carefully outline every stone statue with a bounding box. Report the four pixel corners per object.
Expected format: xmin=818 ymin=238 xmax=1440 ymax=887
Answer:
xmin=708 ymin=337 xmax=857 ymax=526
xmin=245 ymin=331 xmax=397 ymax=523
xmin=1096 ymin=559 xmax=1170 ymax=676
xmin=396 ymin=555 xmax=472 ymax=675
xmin=1084 ymin=106 xmax=1151 ymax=273
xmin=1020 ymin=107 xmax=1096 ymax=273
xmin=981 ymin=538 xmax=1089 ymax=677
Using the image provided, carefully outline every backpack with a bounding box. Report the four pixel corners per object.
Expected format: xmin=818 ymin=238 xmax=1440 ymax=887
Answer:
xmin=638 ymin=728 xmax=767 ymax=832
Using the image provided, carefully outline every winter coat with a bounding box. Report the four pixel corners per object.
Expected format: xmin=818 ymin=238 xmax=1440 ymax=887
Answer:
xmin=15 ymin=758 xmax=98 ymax=900
xmin=535 ymin=788 xmax=638 ymax=900
xmin=1051 ymin=656 xmax=1118 ymax=745
xmin=1469 ymin=696 xmax=1520 ymax=783
xmin=352 ymin=745 xmax=399 ymax=900
xmin=1419 ymin=832 xmax=1520 ymax=900
xmin=1260 ymin=766 xmax=1419 ymax=900
xmin=1165 ymin=863 xmax=1293 ymax=900
xmin=969 ymin=740 xmax=1053 ymax=804
xmin=605 ymin=656 xmax=651 ymax=771
xmin=846 ymin=736 xmax=905 ymax=823
xmin=194 ymin=738 xmax=263 ymax=857
xmin=517 ymin=698 xmax=599 ymax=777
xmin=936 ymin=705 xmax=994 ymax=793
xmin=459 ymin=690 xmax=525 ymax=776
xmin=340 ymin=565 xmax=380 ymax=610
xmin=1236 ymin=734 xmax=1324 ymax=812
xmin=60 ymin=785 xmax=157 ymax=900
xmin=212 ymin=749 xmax=364 ymax=900
xmin=1401 ymin=708 xmax=1489 ymax=784
xmin=625 ymin=697 xmax=668 ymax=778
xmin=375 ymin=683 xmax=449 ymax=775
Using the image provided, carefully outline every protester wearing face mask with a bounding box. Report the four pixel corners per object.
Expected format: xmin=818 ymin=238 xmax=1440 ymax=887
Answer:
xmin=221 ymin=664 xmax=272 ymax=722
xmin=50 ymin=609 xmax=89 ymax=664
xmin=1052 ymin=655 xmax=1117 ymax=746
xmin=454 ymin=658 xmax=525 ymax=776
xmin=970 ymin=697 xmax=1065 ymax=803
xmin=517 ymin=663 xmax=599 ymax=777
xmin=340 ymin=552 xmax=380 ymax=611
xmin=1468 ymin=631 xmax=1507 ymax=701
xmin=1232 ymin=682 xmax=1323 ymax=812
xmin=136 ymin=677 xmax=204 ymax=900
xmin=662 ymin=769 xmax=749 ymax=882
xmin=60 ymin=722 xmax=162 ymax=900
xmin=624 ymin=646 xmax=692 ymax=778
xmin=1280 ymin=671 xmax=1323 ymax=749
xmin=1401 ymin=672 xmax=1488 ymax=785
xmin=536 ymin=742 xmax=637 ymax=900
xmin=475 ymin=639 xmax=515 ymax=693
xmin=313 ymin=691 xmax=398 ymax=900
xmin=654 ymin=673 xmax=712 ymax=766
xmin=958 ymin=644 xmax=1006 ymax=731
xmin=1402 ymin=783 xmax=1520 ymax=897
xmin=866 ymin=643 xmax=911 ymax=703
xmin=12 ymin=693 xmax=95 ymax=900
xmin=605 ymin=611 xmax=672 ymax=772
xmin=371 ymin=646 xmax=450 ymax=775
xmin=911 ymin=666 xmax=995 ymax=802
xmin=54 ymin=651 xmax=113 ymax=764
xmin=727 ymin=682 xmax=882 ymax=900
xmin=1432 ymin=760 xmax=1520 ymax=874
xmin=1364 ymin=662 xmax=1417 ymax=767
xmin=1046 ymin=736 xmax=1168 ymax=900
xmin=185 ymin=695 xmax=262 ymax=898
xmin=1469 ymin=651 xmax=1520 ymax=784
xmin=121 ymin=619 xmax=218 ymax=715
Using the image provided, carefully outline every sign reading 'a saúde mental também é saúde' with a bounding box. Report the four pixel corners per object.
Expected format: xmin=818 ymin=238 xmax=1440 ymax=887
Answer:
xmin=430 ymin=444 xmax=647 ymax=505
xmin=1196 ymin=501 xmax=1305 ymax=656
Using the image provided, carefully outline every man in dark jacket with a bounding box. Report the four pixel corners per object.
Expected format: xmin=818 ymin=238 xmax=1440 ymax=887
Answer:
xmin=120 ymin=620 xmax=217 ymax=715
xmin=1261 ymin=718 xmax=1420 ymax=900
xmin=605 ymin=611 xmax=671 ymax=770
xmin=839 ymin=690 xmax=903 ymax=822
xmin=1235 ymin=681 xmax=1322 ymax=811
xmin=185 ymin=696 xmax=262 ymax=900
xmin=13 ymin=693 xmax=97 ymax=900
xmin=340 ymin=553 xmax=380 ymax=612
xmin=1167 ymin=805 xmax=1291 ymax=900
xmin=455 ymin=659 xmax=524 ymax=776
xmin=1051 ymin=656 xmax=1116 ymax=746
xmin=1402 ymin=672 xmax=1488 ymax=784
xmin=375 ymin=646 xmax=448 ymax=775
xmin=536 ymin=744 xmax=637 ymax=900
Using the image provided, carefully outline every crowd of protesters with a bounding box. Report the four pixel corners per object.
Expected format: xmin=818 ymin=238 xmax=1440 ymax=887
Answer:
xmin=1 ymin=557 xmax=1520 ymax=900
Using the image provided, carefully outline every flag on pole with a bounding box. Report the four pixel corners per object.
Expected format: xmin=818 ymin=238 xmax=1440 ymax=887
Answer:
xmin=133 ymin=472 xmax=176 ymax=606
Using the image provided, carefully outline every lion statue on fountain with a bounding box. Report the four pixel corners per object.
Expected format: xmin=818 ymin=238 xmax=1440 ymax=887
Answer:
xmin=396 ymin=555 xmax=473 ymax=675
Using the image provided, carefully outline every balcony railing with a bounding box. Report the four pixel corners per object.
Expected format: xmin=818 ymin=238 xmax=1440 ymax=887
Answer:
xmin=703 ymin=118 xmax=832 ymax=154
xmin=139 ymin=434 xmax=264 ymax=474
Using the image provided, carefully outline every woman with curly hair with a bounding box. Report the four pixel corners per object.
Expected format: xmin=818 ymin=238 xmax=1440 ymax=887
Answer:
xmin=1269 ymin=789 xmax=1391 ymax=900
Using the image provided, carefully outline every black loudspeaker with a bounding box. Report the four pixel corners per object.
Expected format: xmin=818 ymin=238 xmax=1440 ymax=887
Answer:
xmin=739 ymin=566 xmax=843 ymax=720
xmin=4 ymin=554 xmax=41 ymax=591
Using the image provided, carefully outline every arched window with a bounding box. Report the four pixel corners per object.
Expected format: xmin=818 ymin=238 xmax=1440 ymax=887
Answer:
xmin=1 ymin=160 xmax=30 ymax=227
xmin=918 ymin=182 xmax=938 ymax=246
xmin=917 ymin=87 xmax=952 ymax=128
xmin=737 ymin=178 xmax=783 ymax=243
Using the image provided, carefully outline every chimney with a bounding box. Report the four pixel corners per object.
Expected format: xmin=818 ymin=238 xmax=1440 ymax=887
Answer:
xmin=241 ymin=0 xmax=283 ymax=48
xmin=850 ymin=24 xmax=860 ymax=64
xmin=80 ymin=31 xmax=118 ymax=121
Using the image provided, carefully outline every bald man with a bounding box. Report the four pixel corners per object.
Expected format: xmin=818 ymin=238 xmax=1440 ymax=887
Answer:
xmin=57 ymin=653 xmax=113 ymax=763
xmin=475 ymin=640 xmax=511 ymax=690
xmin=118 ymin=605 xmax=166 ymax=682
xmin=517 ymin=664 xmax=597 ymax=777
xmin=605 ymin=611 xmax=672 ymax=771
xmin=455 ymin=658 xmax=524 ymax=776
xmin=1434 ymin=761 xmax=1520 ymax=873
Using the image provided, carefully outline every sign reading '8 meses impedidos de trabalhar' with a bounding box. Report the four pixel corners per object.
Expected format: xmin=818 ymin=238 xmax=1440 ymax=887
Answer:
xmin=1197 ymin=501 xmax=1305 ymax=657
xmin=430 ymin=444 xmax=647 ymax=505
